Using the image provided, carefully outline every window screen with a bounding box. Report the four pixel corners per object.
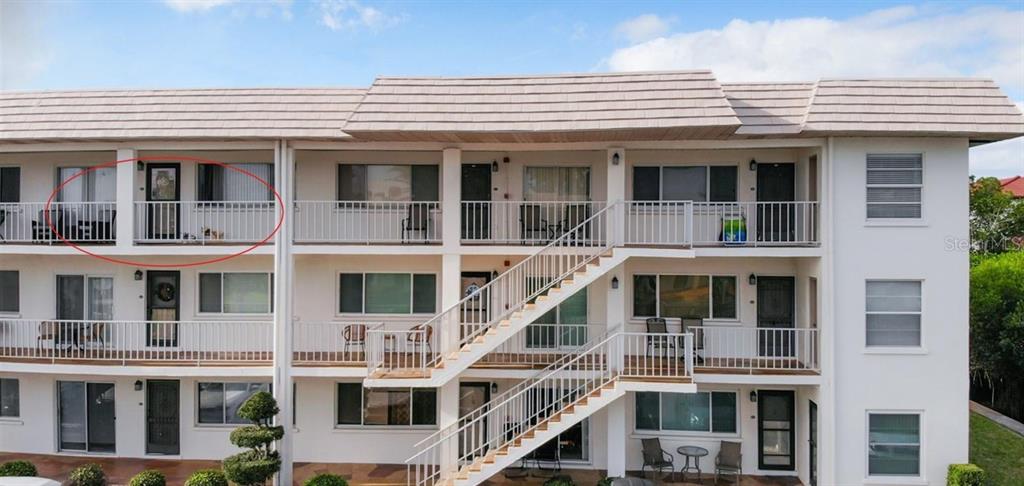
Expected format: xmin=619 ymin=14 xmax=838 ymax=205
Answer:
xmin=663 ymin=166 xmax=707 ymax=201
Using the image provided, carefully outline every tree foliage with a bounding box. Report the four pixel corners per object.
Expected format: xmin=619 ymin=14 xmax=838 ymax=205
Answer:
xmin=970 ymin=250 xmax=1024 ymax=420
xmin=970 ymin=177 xmax=1024 ymax=255
xmin=223 ymin=391 xmax=283 ymax=486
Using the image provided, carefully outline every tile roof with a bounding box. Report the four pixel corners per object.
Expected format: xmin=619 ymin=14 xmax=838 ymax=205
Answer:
xmin=339 ymin=71 xmax=742 ymax=142
xmin=721 ymin=82 xmax=815 ymax=138
xmin=1000 ymin=176 xmax=1024 ymax=198
xmin=0 ymin=88 xmax=365 ymax=142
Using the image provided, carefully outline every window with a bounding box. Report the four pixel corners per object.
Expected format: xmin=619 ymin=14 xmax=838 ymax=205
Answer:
xmin=197 ymin=382 xmax=270 ymax=425
xmin=56 ymin=275 xmax=113 ymax=321
xmin=199 ymin=273 xmax=273 ymax=314
xmin=868 ymin=413 xmax=921 ymax=476
xmin=198 ymin=163 xmax=274 ymax=202
xmin=524 ymin=167 xmax=591 ymax=201
xmin=338 ymin=164 xmax=439 ymax=202
xmin=633 ymin=166 xmax=737 ymax=202
xmin=866 ymin=154 xmax=922 ymax=219
xmin=0 ymin=167 xmax=19 ymax=202
xmin=0 ymin=271 xmax=17 ymax=313
xmin=633 ymin=274 xmax=737 ymax=319
xmin=338 ymin=273 xmax=436 ymax=314
xmin=336 ymin=383 xmax=436 ymax=427
xmin=866 ymin=281 xmax=921 ymax=347
xmin=0 ymin=378 xmax=18 ymax=418
xmin=528 ymin=289 xmax=588 ymax=348
xmin=56 ymin=167 xmax=115 ymax=202
xmin=635 ymin=391 xmax=737 ymax=434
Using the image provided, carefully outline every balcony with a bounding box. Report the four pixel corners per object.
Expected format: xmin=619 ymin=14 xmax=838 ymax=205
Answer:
xmin=691 ymin=326 xmax=819 ymax=374
xmin=625 ymin=201 xmax=819 ymax=247
xmin=460 ymin=201 xmax=606 ymax=245
xmin=0 ymin=202 xmax=116 ymax=244
xmin=133 ymin=201 xmax=276 ymax=244
xmin=294 ymin=201 xmax=441 ymax=244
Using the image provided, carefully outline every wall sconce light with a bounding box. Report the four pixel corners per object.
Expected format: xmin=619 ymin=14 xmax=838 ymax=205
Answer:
xmin=492 ymin=160 xmax=499 ymax=173
xmin=611 ymin=276 xmax=619 ymax=289
xmin=137 ymin=161 xmax=145 ymax=172
xmin=749 ymin=159 xmax=757 ymax=171
xmin=134 ymin=270 xmax=144 ymax=281
xmin=490 ymin=383 xmax=499 ymax=394
xmin=134 ymin=380 xmax=144 ymax=391
xmin=749 ymin=390 xmax=758 ymax=402
xmin=748 ymin=274 xmax=757 ymax=286
xmin=612 ymin=152 xmax=620 ymax=165
xmin=491 ymin=270 xmax=499 ymax=280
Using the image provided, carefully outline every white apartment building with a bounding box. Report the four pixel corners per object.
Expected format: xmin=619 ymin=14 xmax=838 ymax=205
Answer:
xmin=0 ymin=71 xmax=1021 ymax=485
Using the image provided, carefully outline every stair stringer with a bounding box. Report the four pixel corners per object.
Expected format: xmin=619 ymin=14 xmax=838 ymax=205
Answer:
xmin=364 ymin=250 xmax=628 ymax=387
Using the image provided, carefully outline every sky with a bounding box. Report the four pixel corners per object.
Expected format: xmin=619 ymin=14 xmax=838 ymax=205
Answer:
xmin=1 ymin=0 xmax=1022 ymax=178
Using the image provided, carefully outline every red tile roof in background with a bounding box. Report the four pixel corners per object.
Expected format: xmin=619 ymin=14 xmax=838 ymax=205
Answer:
xmin=1000 ymin=176 xmax=1024 ymax=198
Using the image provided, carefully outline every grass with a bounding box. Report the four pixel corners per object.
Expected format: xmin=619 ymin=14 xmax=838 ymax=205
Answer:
xmin=970 ymin=411 xmax=1024 ymax=485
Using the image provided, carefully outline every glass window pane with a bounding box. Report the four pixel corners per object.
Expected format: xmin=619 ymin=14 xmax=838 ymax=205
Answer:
xmin=0 ymin=167 xmax=20 ymax=203
xmin=711 ymin=392 xmax=737 ymax=433
xmin=0 ymin=378 xmax=19 ymax=417
xmin=524 ymin=167 xmax=559 ymax=201
xmin=365 ymin=274 xmax=411 ymax=314
xmin=634 ymin=392 xmax=660 ymax=430
xmin=709 ymin=166 xmax=738 ymax=202
xmin=367 ymin=165 xmax=412 ymax=201
xmin=412 ymin=274 xmax=436 ymax=313
xmin=59 ymin=381 xmax=86 ymax=450
xmin=57 ymin=275 xmax=84 ymax=320
xmin=663 ymin=167 xmax=707 ymax=201
xmin=88 ymin=277 xmax=113 ymax=321
xmin=221 ymin=163 xmax=272 ymax=201
xmin=337 ymin=383 xmax=362 ymax=425
xmin=411 ymin=165 xmax=439 ymax=202
xmin=223 ymin=274 xmax=270 ymax=314
xmin=0 ymin=270 xmax=18 ymax=313
xmin=662 ymin=392 xmax=710 ymax=432
xmin=869 ymin=414 xmax=920 ymax=475
xmin=560 ymin=167 xmax=590 ymax=201
xmin=866 ymin=281 xmax=921 ymax=312
xmin=412 ymin=389 xmax=437 ymax=425
xmin=197 ymin=382 xmax=224 ymax=424
xmin=363 ymin=389 xmax=389 ymax=425
xmin=338 ymin=165 xmax=367 ymax=201
xmin=633 ymin=275 xmax=657 ymax=317
xmin=199 ymin=273 xmax=222 ymax=313
xmin=712 ymin=276 xmax=737 ymax=319
xmin=339 ymin=274 xmax=364 ymax=313
xmin=659 ymin=275 xmax=709 ymax=319
xmin=90 ymin=167 xmax=116 ymax=202
xmin=197 ymin=165 xmax=223 ymax=201
xmin=632 ymin=167 xmax=660 ymax=201
xmin=867 ymin=315 xmax=921 ymax=346
xmin=224 ymin=383 xmax=266 ymax=424
xmin=58 ymin=168 xmax=87 ymax=202
xmin=558 ymin=290 xmax=588 ymax=324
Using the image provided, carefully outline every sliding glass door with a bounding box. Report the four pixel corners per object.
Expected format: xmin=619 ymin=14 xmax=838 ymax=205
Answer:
xmin=58 ymin=381 xmax=116 ymax=453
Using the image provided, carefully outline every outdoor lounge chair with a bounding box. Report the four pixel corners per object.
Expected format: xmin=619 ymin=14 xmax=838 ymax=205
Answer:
xmin=641 ymin=438 xmax=674 ymax=480
xmin=645 ymin=318 xmax=675 ymax=358
xmin=401 ymin=204 xmax=432 ymax=242
xmin=715 ymin=441 xmax=742 ymax=483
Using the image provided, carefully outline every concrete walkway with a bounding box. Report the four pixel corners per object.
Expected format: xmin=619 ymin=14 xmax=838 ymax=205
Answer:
xmin=970 ymin=400 xmax=1024 ymax=436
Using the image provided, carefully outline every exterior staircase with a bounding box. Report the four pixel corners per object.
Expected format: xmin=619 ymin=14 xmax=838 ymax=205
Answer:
xmin=406 ymin=330 xmax=696 ymax=486
xmin=365 ymin=202 xmax=626 ymax=387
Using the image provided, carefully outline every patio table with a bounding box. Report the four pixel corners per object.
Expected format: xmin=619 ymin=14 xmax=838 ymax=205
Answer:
xmin=676 ymin=445 xmax=709 ymax=481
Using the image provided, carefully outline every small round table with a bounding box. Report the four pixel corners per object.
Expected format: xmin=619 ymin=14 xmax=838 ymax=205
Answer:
xmin=676 ymin=445 xmax=709 ymax=481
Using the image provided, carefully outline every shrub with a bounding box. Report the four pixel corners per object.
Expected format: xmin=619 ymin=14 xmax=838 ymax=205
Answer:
xmin=184 ymin=469 xmax=228 ymax=486
xmin=0 ymin=460 xmax=37 ymax=477
xmin=543 ymin=475 xmax=575 ymax=486
xmin=947 ymin=464 xmax=985 ymax=486
xmin=69 ymin=463 xmax=105 ymax=486
xmin=223 ymin=391 xmax=284 ymax=486
xmin=128 ymin=470 xmax=166 ymax=486
xmin=223 ymin=450 xmax=281 ymax=486
xmin=596 ymin=478 xmax=615 ymax=486
xmin=305 ymin=473 xmax=349 ymax=486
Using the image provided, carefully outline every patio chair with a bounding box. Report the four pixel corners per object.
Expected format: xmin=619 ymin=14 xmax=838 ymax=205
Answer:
xmin=640 ymin=438 xmax=674 ymax=480
xmin=645 ymin=317 xmax=675 ymax=358
xmin=715 ymin=440 xmax=742 ymax=484
xmin=519 ymin=203 xmax=549 ymax=244
xmin=82 ymin=322 xmax=107 ymax=349
xmin=557 ymin=203 xmax=591 ymax=240
xmin=37 ymin=321 xmax=58 ymax=350
xmin=528 ymin=437 xmax=562 ymax=473
xmin=401 ymin=204 xmax=433 ymax=242
xmin=407 ymin=324 xmax=433 ymax=356
xmin=0 ymin=208 xmax=6 ymax=241
xmin=342 ymin=324 xmax=367 ymax=356
xmin=681 ymin=317 xmax=705 ymax=365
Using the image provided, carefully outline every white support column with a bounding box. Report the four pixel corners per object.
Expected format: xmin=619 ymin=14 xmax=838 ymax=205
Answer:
xmin=607 ymin=148 xmax=625 ymax=244
xmin=115 ymin=148 xmax=136 ymax=248
xmin=606 ymin=396 xmax=628 ymax=478
xmin=439 ymin=253 xmax=462 ymax=474
xmin=441 ymin=148 xmax=462 ymax=251
xmin=272 ymin=140 xmax=295 ymax=486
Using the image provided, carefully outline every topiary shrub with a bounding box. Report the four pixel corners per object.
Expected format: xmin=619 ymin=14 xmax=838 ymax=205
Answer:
xmin=304 ymin=473 xmax=349 ymax=486
xmin=0 ymin=460 xmax=37 ymax=477
xmin=128 ymin=470 xmax=166 ymax=486
xmin=222 ymin=391 xmax=283 ymax=486
xmin=69 ymin=463 xmax=105 ymax=486
xmin=947 ymin=464 xmax=985 ymax=486
xmin=543 ymin=475 xmax=575 ymax=486
xmin=184 ymin=469 xmax=229 ymax=486
xmin=596 ymin=478 xmax=615 ymax=486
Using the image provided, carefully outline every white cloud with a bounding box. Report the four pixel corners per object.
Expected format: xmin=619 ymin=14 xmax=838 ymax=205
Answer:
xmin=614 ymin=14 xmax=671 ymax=43
xmin=162 ymin=0 xmax=293 ymax=18
xmin=163 ymin=0 xmax=237 ymax=13
xmin=317 ymin=0 xmax=403 ymax=32
xmin=969 ymin=101 xmax=1024 ymax=179
xmin=607 ymin=6 xmax=1024 ymax=97
xmin=0 ymin=1 xmax=55 ymax=89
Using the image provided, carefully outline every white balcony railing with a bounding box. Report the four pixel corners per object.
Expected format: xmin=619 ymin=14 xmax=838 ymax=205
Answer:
xmin=624 ymin=201 xmax=819 ymax=247
xmin=292 ymin=320 xmax=385 ymax=365
xmin=478 ymin=322 xmax=606 ymax=368
xmin=691 ymin=326 xmax=819 ymax=372
xmin=0 ymin=319 xmax=272 ymax=364
xmin=367 ymin=323 xmax=435 ymax=375
xmin=460 ymin=201 xmax=606 ymax=245
xmin=0 ymin=202 xmax=116 ymax=244
xmin=133 ymin=201 xmax=276 ymax=244
xmin=294 ymin=201 xmax=441 ymax=244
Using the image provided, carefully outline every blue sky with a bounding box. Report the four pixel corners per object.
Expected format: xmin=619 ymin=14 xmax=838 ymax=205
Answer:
xmin=2 ymin=0 xmax=1022 ymax=177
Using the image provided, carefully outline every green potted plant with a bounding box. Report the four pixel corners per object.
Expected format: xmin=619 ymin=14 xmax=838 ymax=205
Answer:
xmin=222 ymin=391 xmax=284 ymax=486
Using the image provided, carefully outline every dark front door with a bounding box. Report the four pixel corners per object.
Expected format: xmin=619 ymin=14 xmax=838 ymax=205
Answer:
xmin=146 ymin=271 xmax=180 ymax=347
xmin=146 ymin=163 xmax=180 ymax=239
xmin=756 ymin=162 xmax=796 ymax=242
xmin=757 ymin=276 xmax=795 ymax=358
xmin=146 ymin=380 xmax=180 ymax=455
xmin=460 ymin=272 xmax=492 ymax=334
xmin=461 ymin=164 xmax=492 ymax=239
xmin=758 ymin=390 xmax=795 ymax=470
xmin=459 ymin=382 xmax=491 ymax=457
xmin=809 ymin=400 xmax=818 ymax=486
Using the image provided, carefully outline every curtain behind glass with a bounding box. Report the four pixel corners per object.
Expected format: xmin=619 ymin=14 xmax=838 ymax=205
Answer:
xmin=661 ymin=392 xmax=710 ymax=432
xmin=659 ymin=275 xmax=710 ymax=319
xmin=223 ymin=164 xmax=273 ymax=201
xmin=90 ymin=168 xmax=116 ymax=202
xmin=365 ymin=274 xmax=411 ymax=313
xmin=57 ymin=275 xmax=84 ymax=320
xmin=223 ymin=274 xmax=270 ymax=313
xmin=524 ymin=167 xmax=589 ymax=200
xmin=367 ymin=165 xmax=412 ymax=201
xmin=58 ymin=168 xmax=87 ymax=203
xmin=88 ymin=277 xmax=113 ymax=321
xmin=59 ymin=381 xmax=86 ymax=450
